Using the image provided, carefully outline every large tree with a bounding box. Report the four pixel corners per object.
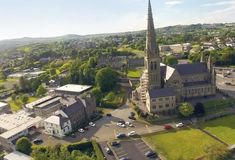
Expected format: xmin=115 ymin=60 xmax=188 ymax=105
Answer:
xmin=95 ymin=67 xmax=118 ymax=92
xmin=164 ymin=55 xmax=178 ymax=65
xmin=194 ymin=102 xmax=205 ymax=117
xmin=179 ymin=102 xmax=194 ymax=117
xmin=16 ymin=137 xmax=32 ymax=155
xmin=36 ymin=85 xmax=47 ymax=97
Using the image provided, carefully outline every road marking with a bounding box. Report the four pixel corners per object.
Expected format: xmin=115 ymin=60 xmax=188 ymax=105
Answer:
xmin=145 ymin=125 xmax=151 ymax=133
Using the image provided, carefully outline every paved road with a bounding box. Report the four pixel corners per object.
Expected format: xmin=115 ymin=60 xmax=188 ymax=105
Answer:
xmin=216 ymin=74 xmax=235 ymax=98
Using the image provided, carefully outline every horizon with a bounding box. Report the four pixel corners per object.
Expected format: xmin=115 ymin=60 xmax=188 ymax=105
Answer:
xmin=0 ymin=0 xmax=235 ymax=40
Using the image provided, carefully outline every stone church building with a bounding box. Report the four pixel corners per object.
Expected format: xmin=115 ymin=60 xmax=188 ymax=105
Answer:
xmin=133 ymin=0 xmax=216 ymax=114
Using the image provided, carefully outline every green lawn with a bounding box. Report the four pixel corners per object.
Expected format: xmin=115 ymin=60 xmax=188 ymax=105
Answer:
xmin=9 ymin=96 xmax=39 ymax=112
xmin=144 ymin=128 xmax=224 ymax=160
xmin=127 ymin=69 xmax=143 ymax=78
xmin=202 ymin=115 xmax=235 ymax=145
xmin=0 ymin=78 xmax=19 ymax=89
xmin=203 ymin=98 xmax=235 ymax=114
xmin=117 ymin=46 xmax=144 ymax=57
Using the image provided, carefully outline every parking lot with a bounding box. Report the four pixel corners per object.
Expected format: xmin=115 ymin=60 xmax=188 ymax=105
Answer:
xmin=109 ymin=139 xmax=158 ymax=160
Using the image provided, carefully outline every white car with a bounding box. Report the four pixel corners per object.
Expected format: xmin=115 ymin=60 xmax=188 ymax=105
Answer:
xmin=78 ymin=128 xmax=85 ymax=133
xmin=117 ymin=123 xmax=126 ymax=128
xmin=89 ymin=122 xmax=95 ymax=127
xmin=176 ymin=122 xmax=184 ymax=128
xmin=127 ymin=131 xmax=136 ymax=136
xmin=125 ymin=122 xmax=134 ymax=127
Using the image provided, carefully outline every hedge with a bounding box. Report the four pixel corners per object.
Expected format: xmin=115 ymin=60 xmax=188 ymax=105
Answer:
xmin=91 ymin=140 xmax=105 ymax=160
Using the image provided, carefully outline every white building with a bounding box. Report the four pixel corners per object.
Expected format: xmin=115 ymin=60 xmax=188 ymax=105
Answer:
xmin=4 ymin=151 xmax=32 ymax=160
xmin=0 ymin=102 xmax=9 ymax=114
xmin=55 ymin=84 xmax=92 ymax=96
xmin=44 ymin=114 xmax=72 ymax=137
xmin=0 ymin=111 xmax=42 ymax=150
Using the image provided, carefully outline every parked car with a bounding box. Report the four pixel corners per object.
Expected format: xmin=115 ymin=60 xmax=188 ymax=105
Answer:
xmin=33 ymin=138 xmax=43 ymax=144
xmin=70 ymin=133 xmax=76 ymax=138
xmin=116 ymin=133 xmax=126 ymax=139
xmin=145 ymin=150 xmax=158 ymax=158
xmin=89 ymin=122 xmax=96 ymax=127
xmin=105 ymin=147 xmax=112 ymax=154
xmin=106 ymin=113 xmax=112 ymax=116
xmin=111 ymin=141 xmax=120 ymax=146
xmin=118 ymin=120 xmax=125 ymax=124
xmin=78 ymin=128 xmax=85 ymax=133
xmin=117 ymin=123 xmax=126 ymax=128
xmin=176 ymin=122 xmax=184 ymax=128
xmin=119 ymin=157 xmax=129 ymax=160
xmin=128 ymin=116 xmax=136 ymax=120
xmin=127 ymin=131 xmax=136 ymax=136
xmin=164 ymin=124 xmax=173 ymax=130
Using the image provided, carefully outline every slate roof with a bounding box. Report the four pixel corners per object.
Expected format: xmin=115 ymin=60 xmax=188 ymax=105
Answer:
xmin=149 ymin=87 xmax=176 ymax=98
xmin=184 ymin=81 xmax=210 ymax=87
xmin=173 ymin=62 xmax=207 ymax=75
xmin=61 ymin=98 xmax=85 ymax=117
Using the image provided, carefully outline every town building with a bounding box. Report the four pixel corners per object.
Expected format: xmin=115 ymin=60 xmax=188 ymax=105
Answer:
xmin=133 ymin=0 xmax=216 ymax=115
xmin=0 ymin=102 xmax=10 ymax=114
xmin=0 ymin=111 xmax=42 ymax=150
xmin=3 ymin=151 xmax=32 ymax=160
xmin=44 ymin=115 xmax=72 ymax=137
xmin=54 ymin=84 xmax=92 ymax=97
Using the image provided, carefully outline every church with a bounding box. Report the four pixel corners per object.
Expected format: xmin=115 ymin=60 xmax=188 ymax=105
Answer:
xmin=133 ymin=0 xmax=216 ymax=115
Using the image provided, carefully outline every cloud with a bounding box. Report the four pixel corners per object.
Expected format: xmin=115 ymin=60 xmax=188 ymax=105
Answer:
xmin=201 ymin=1 xmax=235 ymax=7
xmin=165 ymin=1 xmax=183 ymax=7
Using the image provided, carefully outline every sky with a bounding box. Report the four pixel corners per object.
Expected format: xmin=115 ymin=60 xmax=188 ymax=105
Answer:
xmin=0 ymin=0 xmax=235 ymax=40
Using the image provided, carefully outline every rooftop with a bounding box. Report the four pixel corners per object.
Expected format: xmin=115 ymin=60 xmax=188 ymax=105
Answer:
xmin=44 ymin=115 xmax=68 ymax=126
xmin=174 ymin=63 xmax=208 ymax=75
xmin=0 ymin=116 xmax=41 ymax=139
xmin=0 ymin=111 xmax=34 ymax=131
xmin=0 ymin=101 xmax=8 ymax=108
xmin=55 ymin=84 xmax=92 ymax=94
xmin=25 ymin=95 xmax=55 ymax=109
xmin=35 ymin=96 xmax=61 ymax=109
xmin=4 ymin=151 xmax=32 ymax=160
xmin=149 ymin=88 xmax=176 ymax=98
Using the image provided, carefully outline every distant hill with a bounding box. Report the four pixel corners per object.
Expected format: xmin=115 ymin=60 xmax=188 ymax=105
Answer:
xmin=0 ymin=23 xmax=234 ymax=52
xmin=0 ymin=34 xmax=82 ymax=52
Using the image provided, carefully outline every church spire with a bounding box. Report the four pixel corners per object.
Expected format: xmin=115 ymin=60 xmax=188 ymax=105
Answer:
xmin=207 ymin=53 xmax=212 ymax=73
xmin=200 ymin=52 xmax=205 ymax=62
xmin=145 ymin=0 xmax=162 ymax=89
xmin=146 ymin=0 xmax=159 ymax=58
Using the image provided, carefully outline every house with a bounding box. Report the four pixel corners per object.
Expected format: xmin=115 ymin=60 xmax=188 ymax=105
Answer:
xmin=44 ymin=115 xmax=72 ymax=137
xmin=3 ymin=151 xmax=32 ymax=160
xmin=43 ymin=96 xmax=96 ymax=137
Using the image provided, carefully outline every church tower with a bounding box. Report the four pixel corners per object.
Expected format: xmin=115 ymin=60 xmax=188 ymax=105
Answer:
xmin=145 ymin=0 xmax=161 ymax=90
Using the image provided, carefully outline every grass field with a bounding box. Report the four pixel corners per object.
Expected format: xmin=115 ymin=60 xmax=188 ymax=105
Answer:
xmin=0 ymin=78 xmax=19 ymax=89
xmin=202 ymin=115 xmax=235 ymax=145
xmin=203 ymin=98 xmax=235 ymax=114
xmin=144 ymin=128 xmax=224 ymax=160
xmin=127 ymin=69 xmax=143 ymax=78
xmin=9 ymin=96 xmax=39 ymax=112
xmin=117 ymin=46 xmax=144 ymax=57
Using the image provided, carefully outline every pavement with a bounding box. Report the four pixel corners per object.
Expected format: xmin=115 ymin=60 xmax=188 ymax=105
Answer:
xmin=109 ymin=139 xmax=158 ymax=160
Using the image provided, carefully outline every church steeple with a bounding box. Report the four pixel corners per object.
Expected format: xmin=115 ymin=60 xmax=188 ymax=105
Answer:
xmin=207 ymin=53 xmax=212 ymax=73
xmin=146 ymin=0 xmax=159 ymax=57
xmin=145 ymin=0 xmax=161 ymax=89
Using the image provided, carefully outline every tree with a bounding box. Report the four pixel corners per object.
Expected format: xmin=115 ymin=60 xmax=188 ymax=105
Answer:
xmin=36 ymin=85 xmax=47 ymax=97
xmin=194 ymin=102 xmax=205 ymax=117
xmin=95 ymin=67 xmax=118 ymax=92
xmin=11 ymin=93 xmax=17 ymax=101
xmin=91 ymin=87 xmax=103 ymax=106
xmin=179 ymin=102 xmax=194 ymax=117
xmin=20 ymin=94 xmax=29 ymax=105
xmin=164 ymin=56 xmax=178 ymax=65
xmin=205 ymin=144 xmax=232 ymax=160
xmin=16 ymin=137 xmax=32 ymax=155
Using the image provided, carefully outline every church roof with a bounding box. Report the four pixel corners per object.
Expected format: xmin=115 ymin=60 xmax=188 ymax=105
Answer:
xmin=149 ymin=88 xmax=176 ymax=98
xmin=174 ymin=63 xmax=207 ymax=75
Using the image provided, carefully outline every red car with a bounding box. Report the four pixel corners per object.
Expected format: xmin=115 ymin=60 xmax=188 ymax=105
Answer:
xmin=164 ymin=124 xmax=173 ymax=130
